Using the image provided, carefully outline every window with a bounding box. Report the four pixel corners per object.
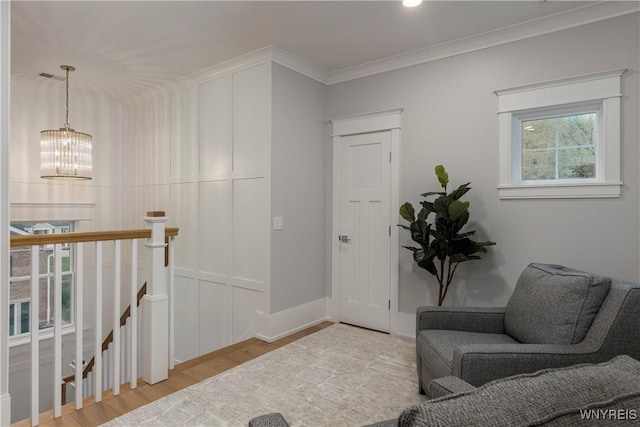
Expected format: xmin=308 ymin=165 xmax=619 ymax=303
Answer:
xmin=517 ymin=102 xmax=600 ymax=183
xmin=9 ymin=299 xmax=30 ymax=336
xmin=9 ymin=221 xmax=75 ymax=340
xmin=496 ymin=69 xmax=624 ymax=199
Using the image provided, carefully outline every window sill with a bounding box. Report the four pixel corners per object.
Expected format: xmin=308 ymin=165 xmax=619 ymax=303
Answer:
xmin=498 ymin=181 xmax=622 ymax=199
xmin=9 ymin=325 xmax=76 ymax=348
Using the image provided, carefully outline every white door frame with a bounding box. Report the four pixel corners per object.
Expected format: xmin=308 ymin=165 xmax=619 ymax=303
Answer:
xmin=329 ymin=109 xmax=402 ymax=335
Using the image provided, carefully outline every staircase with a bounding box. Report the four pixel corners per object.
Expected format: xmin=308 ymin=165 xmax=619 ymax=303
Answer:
xmin=4 ymin=211 xmax=179 ymax=426
xmin=60 ymin=283 xmax=148 ymax=405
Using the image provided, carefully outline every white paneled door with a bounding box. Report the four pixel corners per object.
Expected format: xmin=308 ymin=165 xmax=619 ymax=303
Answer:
xmin=338 ymin=131 xmax=391 ymax=332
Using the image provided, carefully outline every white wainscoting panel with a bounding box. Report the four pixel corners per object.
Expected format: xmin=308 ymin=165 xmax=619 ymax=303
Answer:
xmin=198 ymin=280 xmax=232 ymax=355
xmin=232 ymin=287 xmax=262 ymax=342
xmin=232 ymin=178 xmax=266 ymax=283
xmin=171 ymin=85 xmax=199 ymax=180
xmin=171 ymin=183 xmax=198 ymax=271
xmin=199 ymin=76 xmax=231 ymax=179
xmin=199 ymin=181 xmax=230 ymax=276
xmin=174 ymin=275 xmax=199 ymax=363
xmin=152 ymin=97 xmax=171 ymax=182
xmin=232 ymin=64 xmax=268 ymax=173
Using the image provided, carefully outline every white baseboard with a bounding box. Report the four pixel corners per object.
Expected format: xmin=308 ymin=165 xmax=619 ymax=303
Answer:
xmin=397 ymin=311 xmax=416 ymax=339
xmin=255 ymin=297 xmax=330 ymax=342
xmin=0 ymin=392 xmax=11 ymax=427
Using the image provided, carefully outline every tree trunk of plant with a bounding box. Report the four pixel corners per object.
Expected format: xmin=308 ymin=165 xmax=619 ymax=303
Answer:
xmin=437 ymin=261 xmax=459 ymax=306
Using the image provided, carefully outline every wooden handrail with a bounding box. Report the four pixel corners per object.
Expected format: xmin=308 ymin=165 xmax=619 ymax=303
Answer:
xmin=61 ymin=282 xmax=148 ymax=403
xmin=10 ymin=227 xmax=179 ymax=248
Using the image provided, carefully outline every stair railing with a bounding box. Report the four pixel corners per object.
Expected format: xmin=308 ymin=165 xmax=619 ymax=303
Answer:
xmin=60 ymin=282 xmax=147 ymax=405
xmin=8 ymin=211 xmax=178 ymax=426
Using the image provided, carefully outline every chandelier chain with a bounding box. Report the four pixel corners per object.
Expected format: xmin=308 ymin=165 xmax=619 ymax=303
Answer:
xmin=64 ymin=67 xmax=70 ymax=129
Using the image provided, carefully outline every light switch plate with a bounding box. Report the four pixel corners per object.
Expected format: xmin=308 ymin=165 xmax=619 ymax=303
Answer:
xmin=273 ymin=216 xmax=284 ymax=230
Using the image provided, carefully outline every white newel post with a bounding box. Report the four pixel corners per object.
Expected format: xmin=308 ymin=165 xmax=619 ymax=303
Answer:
xmin=141 ymin=211 xmax=169 ymax=384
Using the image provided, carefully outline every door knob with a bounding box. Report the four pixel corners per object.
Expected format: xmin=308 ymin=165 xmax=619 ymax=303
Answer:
xmin=338 ymin=235 xmax=351 ymax=243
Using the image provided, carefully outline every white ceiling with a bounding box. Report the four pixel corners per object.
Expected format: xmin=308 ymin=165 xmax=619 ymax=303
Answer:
xmin=10 ymin=1 xmax=630 ymax=103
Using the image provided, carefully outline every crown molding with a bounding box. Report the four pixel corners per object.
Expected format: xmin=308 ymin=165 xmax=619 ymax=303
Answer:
xmin=327 ymin=1 xmax=640 ymax=85
xmin=270 ymin=46 xmax=329 ymax=85
xmin=122 ymin=46 xmax=276 ymax=106
xmin=121 ymin=0 xmax=639 ymax=105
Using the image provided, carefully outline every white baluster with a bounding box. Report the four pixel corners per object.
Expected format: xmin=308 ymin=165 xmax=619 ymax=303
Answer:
xmin=30 ymin=245 xmax=39 ymax=426
xmin=121 ymin=324 xmax=126 ymax=381
xmin=125 ymin=320 xmax=130 ymax=383
xmin=169 ymin=236 xmax=175 ymax=370
xmin=88 ymin=372 xmax=93 ymax=398
xmin=94 ymin=241 xmax=103 ymax=402
xmin=75 ymin=242 xmax=84 ymax=409
xmin=103 ymin=347 xmax=109 ymax=389
xmin=53 ymin=244 xmax=62 ymax=418
xmin=113 ymin=240 xmax=121 ymax=395
xmin=130 ymin=239 xmax=138 ymax=387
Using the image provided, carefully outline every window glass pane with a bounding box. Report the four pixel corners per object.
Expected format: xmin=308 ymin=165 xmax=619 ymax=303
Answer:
xmin=522 ymin=118 xmax=555 ymax=149
xmin=62 ymin=275 xmax=73 ymax=324
xmin=522 ymin=111 xmax=597 ymax=182
xmin=557 ymin=113 xmax=596 ymax=147
xmin=9 ymin=304 xmax=15 ymax=336
xmin=20 ymin=301 xmax=30 ymax=334
xmin=61 ymin=249 xmax=72 ymax=273
xmin=559 ymin=147 xmax=596 ymax=179
xmin=522 ymin=150 xmax=555 ymax=181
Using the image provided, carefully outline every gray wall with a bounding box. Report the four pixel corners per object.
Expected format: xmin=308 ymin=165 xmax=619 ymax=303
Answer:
xmin=270 ymin=63 xmax=328 ymax=314
xmin=327 ymin=14 xmax=640 ymax=316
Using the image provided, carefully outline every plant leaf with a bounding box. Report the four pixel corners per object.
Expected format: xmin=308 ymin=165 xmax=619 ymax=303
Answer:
xmin=433 ymin=196 xmax=450 ymax=218
xmin=435 ymin=165 xmax=449 ymax=190
xmin=399 ymin=202 xmax=415 ymax=222
xmin=450 ymin=183 xmax=471 ymax=201
xmin=417 ymin=207 xmax=431 ymax=221
xmin=410 ymin=221 xmax=431 ymax=245
xmin=448 ymin=200 xmax=469 ymax=221
xmin=421 ymin=191 xmax=446 ymax=198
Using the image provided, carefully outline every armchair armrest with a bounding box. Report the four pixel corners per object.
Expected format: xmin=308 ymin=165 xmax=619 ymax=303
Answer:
xmin=416 ymin=306 xmax=505 ymax=335
xmin=453 ymin=342 xmax=596 ymax=387
xmin=429 ymin=375 xmax=476 ymax=399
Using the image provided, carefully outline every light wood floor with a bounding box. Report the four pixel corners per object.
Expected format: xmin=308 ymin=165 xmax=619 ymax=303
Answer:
xmin=14 ymin=321 xmax=334 ymax=427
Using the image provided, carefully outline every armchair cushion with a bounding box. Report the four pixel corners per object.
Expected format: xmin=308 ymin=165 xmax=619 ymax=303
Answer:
xmin=417 ymin=330 xmax=518 ymax=386
xmin=401 ymin=355 xmax=640 ymax=427
xmin=504 ymin=263 xmax=610 ymax=344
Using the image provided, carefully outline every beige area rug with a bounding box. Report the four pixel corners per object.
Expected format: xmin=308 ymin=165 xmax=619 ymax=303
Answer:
xmin=103 ymin=323 xmax=425 ymax=426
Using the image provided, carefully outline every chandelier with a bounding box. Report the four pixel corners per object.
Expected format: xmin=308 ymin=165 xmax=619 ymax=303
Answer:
xmin=40 ymin=65 xmax=92 ymax=180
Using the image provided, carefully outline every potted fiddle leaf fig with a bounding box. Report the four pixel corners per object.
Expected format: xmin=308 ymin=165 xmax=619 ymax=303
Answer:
xmin=399 ymin=165 xmax=496 ymax=306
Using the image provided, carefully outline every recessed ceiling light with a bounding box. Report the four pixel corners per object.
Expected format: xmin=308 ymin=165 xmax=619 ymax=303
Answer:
xmin=403 ymin=0 xmax=423 ymax=7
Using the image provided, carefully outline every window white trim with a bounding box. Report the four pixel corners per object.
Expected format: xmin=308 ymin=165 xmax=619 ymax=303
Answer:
xmin=496 ymin=69 xmax=625 ymax=199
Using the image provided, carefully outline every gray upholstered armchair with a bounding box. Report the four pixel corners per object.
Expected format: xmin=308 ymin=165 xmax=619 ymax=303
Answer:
xmin=416 ymin=263 xmax=640 ymax=397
